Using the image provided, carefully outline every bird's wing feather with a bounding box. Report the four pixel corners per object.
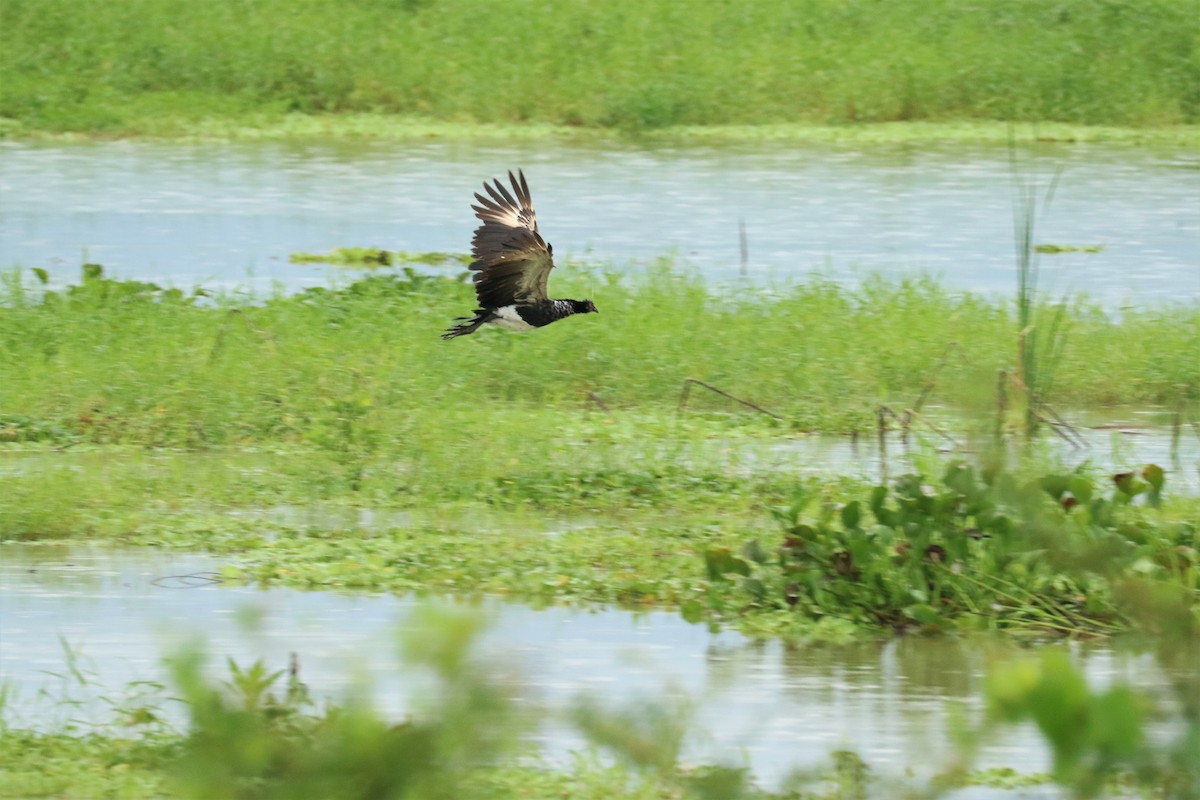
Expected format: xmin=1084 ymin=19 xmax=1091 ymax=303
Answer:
xmin=468 ymin=170 xmax=554 ymax=307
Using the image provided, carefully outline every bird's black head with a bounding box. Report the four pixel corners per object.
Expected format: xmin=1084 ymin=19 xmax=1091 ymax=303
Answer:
xmin=573 ymin=299 xmax=598 ymax=315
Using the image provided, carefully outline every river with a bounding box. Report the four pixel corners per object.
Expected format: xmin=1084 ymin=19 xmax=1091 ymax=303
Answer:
xmin=1 ymin=139 xmax=1196 ymax=307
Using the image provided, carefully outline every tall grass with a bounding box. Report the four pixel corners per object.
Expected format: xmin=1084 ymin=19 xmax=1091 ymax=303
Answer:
xmin=2 ymin=265 xmax=1197 ymax=452
xmin=1010 ymin=154 xmax=1070 ymax=437
xmin=1 ymin=0 xmax=1198 ymax=134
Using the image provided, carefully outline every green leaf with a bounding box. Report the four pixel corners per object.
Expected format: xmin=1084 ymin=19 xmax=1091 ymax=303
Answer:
xmin=1028 ymin=651 xmax=1090 ymax=772
xmin=742 ymin=577 xmax=767 ymax=601
xmin=1067 ymin=475 xmax=1093 ymax=505
xmin=741 ymin=539 xmax=769 ymax=564
xmin=1113 ymin=472 xmax=1148 ymax=498
xmin=1087 ymin=686 xmax=1144 ymax=760
xmin=986 ymin=657 xmax=1043 ymax=722
xmin=1034 ymin=243 xmax=1104 ymax=254
xmin=869 ymin=485 xmax=893 ymax=526
xmin=1039 ymin=474 xmax=1070 ymax=500
xmin=905 ymin=603 xmax=941 ymax=625
xmin=841 ymin=500 xmax=862 ymax=529
xmin=704 ymin=546 xmax=751 ymax=581
xmin=1142 ymin=464 xmax=1164 ymax=492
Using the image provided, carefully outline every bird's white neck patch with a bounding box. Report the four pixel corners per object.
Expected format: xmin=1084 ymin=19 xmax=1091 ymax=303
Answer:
xmin=490 ymin=305 xmax=535 ymax=332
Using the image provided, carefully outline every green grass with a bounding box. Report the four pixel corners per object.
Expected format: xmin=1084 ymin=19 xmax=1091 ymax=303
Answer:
xmin=12 ymin=117 xmax=1200 ymax=146
xmin=2 ymin=266 xmax=1198 ymax=637
xmin=2 ymin=0 xmax=1199 ymax=137
xmin=2 ymin=266 xmax=1198 ymax=451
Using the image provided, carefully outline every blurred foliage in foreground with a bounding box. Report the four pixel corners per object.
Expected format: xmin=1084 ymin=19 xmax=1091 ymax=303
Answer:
xmin=2 ymin=605 xmax=1198 ymax=798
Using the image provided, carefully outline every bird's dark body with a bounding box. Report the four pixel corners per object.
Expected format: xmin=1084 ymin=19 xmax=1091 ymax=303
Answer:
xmin=443 ymin=170 xmax=598 ymax=339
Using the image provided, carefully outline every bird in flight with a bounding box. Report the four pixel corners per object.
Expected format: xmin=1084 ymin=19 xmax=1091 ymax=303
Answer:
xmin=442 ymin=170 xmax=598 ymax=339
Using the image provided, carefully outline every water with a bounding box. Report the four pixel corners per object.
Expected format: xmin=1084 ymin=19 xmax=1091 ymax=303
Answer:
xmin=1 ymin=138 xmax=1195 ymax=794
xmin=1 ymin=140 xmax=1196 ymax=307
xmin=3 ymin=417 xmax=1195 ymax=492
xmin=0 ymin=546 xmax=1184 ymax=790
xmin=764 ymin=419 xmax=1200 ymax=492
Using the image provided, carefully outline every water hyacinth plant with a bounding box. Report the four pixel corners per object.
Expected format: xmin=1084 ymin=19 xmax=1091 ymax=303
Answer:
xmin=708 ymin=461 xmax=1196 ymax=635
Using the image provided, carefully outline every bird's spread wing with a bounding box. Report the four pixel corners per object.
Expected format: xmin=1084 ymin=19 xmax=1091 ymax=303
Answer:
xmin=469 ymin=170 xmax=554 ymax=308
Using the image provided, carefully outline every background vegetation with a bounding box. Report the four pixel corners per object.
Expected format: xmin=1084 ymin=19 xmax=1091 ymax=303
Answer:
xmin=2 ymin=266 xmax=1197 ymax=451
xmin=3 ymin=268 xmax=1197 ymax=637
xmin=2 ymin=0 xmax=1198 ymax=135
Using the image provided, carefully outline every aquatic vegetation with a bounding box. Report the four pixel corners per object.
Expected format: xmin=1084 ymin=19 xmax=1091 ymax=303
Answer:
xmin=1008 ymin=158 xmax=1069 ymax=439
xmin=1035 ymin=243 xmax=1106 ymax=254
xmin=2 ymin=266 xmax=1197 ymax=452
xmin=0 ymin=413 xmax=73 ymax=443
xmin=289 ymin=249 xmax=472 ymax=267
xmin=712 ymin=461 xmax=1198 ymax=635
xmin=5 ymin=445 xmax=1195 ymax=639
xmin=1 ymin=265 xmax=1197 ymax=638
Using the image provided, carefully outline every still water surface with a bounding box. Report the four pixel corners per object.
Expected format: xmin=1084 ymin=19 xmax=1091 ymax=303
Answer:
xmin=2 ymin=420 xmax=1196 ymax=491
xmin=0 ymin=546 xmax=1182 ymax=791
xmin=1 ymin=140 xmax=1196 ymax=307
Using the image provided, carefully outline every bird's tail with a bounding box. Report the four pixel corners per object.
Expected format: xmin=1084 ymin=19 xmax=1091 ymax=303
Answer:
xmin=441 ymin=312 xmax=488 ymax=340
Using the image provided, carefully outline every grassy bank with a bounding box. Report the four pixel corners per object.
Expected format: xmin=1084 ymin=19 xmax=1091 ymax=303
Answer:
xmin=3 ymin=266 xmax=1198 ymax=449
xmin=8 ymin=116 xmax=1200 ymax=147
xmin=2 ymin=0 xmax=1199 ymax=137
xmin=3 ymin=267 xmax=1199 ymax=636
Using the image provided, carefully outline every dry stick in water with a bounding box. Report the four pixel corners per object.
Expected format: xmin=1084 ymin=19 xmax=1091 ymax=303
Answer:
xmin=676 ymin=378 xmax=783 ymax=421
xmin=875 ymin=406 xmax=907 ymax=446
xmin=1035 ymin=410 xmax=1083 ymax=448
xmin=895 ymin=341 xmax=970 ymax=445
xmin=902 ymin=409 xmax=960 ymax=448
xmin=877 ymin=404 xmax=958 ymax=450
xmin=1036 ymin=401 xmax=1087 ymax=449
xmin=1001 ymin=366 xmax=1086 ymax=448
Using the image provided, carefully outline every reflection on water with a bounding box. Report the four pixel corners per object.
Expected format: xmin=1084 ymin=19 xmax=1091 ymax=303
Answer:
xmin=764 ymin=422 xmax=1200 ymax=492
xmin=1 ymin=140 xmax=1196 ymax=307
xmin=0 ymin=546 xmax=1182 ymax=788
xmin=1 ymin=415 xmax=1195 ymax=495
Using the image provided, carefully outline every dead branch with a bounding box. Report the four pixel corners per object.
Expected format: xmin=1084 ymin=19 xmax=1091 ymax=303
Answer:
xmin=677 ymin=378 xmax=783 ymax=421
xmin=1036 ymin=401 xmax=1087 ymax=448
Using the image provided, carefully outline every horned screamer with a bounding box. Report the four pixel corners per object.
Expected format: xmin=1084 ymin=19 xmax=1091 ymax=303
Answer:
xmin=442 ymin=170 xmax=597 ymax=339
